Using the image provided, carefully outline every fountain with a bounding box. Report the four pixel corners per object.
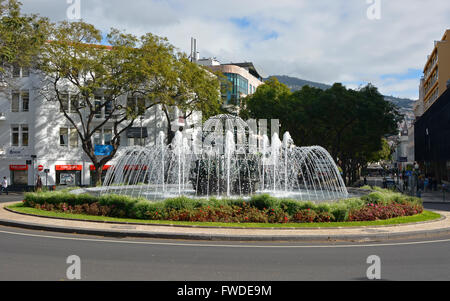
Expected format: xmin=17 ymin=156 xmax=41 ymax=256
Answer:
xmin=101 ymin=115 xmax=348 ymax=202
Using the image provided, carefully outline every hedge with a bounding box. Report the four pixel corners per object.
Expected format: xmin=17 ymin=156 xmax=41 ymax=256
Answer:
xmin=23 ymin=189 xmax=423 ymax=223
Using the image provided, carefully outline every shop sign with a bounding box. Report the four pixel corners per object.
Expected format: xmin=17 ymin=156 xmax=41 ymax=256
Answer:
xmin=89 ymin=165 xmax=112 ymax=171
xmin=55 ymin=165 xmax=82 ymax=171
xmin=6 ymin=147 xmax=29 ymax=157
xmin=9 ymin=165 xmax=28 ymax=171
xmin=94 ymin=145 xmax=114 ymax=156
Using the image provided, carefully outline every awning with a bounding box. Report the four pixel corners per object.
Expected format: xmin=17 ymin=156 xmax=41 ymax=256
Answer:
xmin=55 ymin=165 xmax=82 ymax=171
xmin=90 ymin=165 xmax=112 ymax=171
xmin=127 ymin=127 xmax=148 ymax=139
xmin=10 ymin=165 xmax=28 ymax=171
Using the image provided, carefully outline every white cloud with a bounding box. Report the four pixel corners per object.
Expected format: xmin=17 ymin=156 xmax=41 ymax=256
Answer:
xmin=21 ymin=0 xmax=450 ymax=99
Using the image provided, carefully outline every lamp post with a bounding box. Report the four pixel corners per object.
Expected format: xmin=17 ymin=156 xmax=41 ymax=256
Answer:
xmin=140 ymin=116 xmax=144 ymax=146
xmin=31 ymin=155 xmax=37 ymax=191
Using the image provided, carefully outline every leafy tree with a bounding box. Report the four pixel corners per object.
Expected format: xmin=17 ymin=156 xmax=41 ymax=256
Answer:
xmin=160 ymin=56 xmax=223 ymax=144
xmin=241 ymin=81 xmax=401 ymax=185
xmin=0 ymin=0 xmax=49 ymax=71
xmin=240 ymin=77 xmax=291 ymax=121
xmin=36 ymin=21 xmax=182 ymax=185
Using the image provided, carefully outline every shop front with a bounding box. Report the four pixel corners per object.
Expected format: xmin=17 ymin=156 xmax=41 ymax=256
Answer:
xmin=55 ymin=165 xmax=82 ymax=186
xmin=9 ymin=165 xmax=29 ymax=188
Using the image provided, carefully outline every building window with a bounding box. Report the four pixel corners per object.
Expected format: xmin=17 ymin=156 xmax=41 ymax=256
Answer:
xmin=127 ymin=96 xmax=146 ymax=116
xmin=60 ymin=93 xmax=82 ymax=113
xmin=11 ymin=125 xmax=28 ymax=147
xmin=223 ymin=73 xmax=249 ymax=105
xmin=22 ymin=91 xmax=29 ymax=112
xmin=92 ymin=128 xmax=113 ymax=146
xmin=94 ymin=96 xmax=102 ymax=118
xmin=11 ymin=90 xmax=30 ymax=112
xmin=60 ymin=128 xmax=69 ymax=146
xmin=60 ymin=93 xmax=69 ymax=112
xmin=12 ymin=64 xmax=21 ymax=78
xmin=22 ymin=67 xmax=30 ymax=77
xmin=70 ymin=94 xmax=80 ymax=112
xmin=11 ymin=126 xmax=19 ymax=146
xmin=105 ymin=99 xmax=113 ymax=118
xmin=104 ymin=129 xmax=112 ymax=145
xmin=11 ymin=91 xmax=20 ymax=112
xmin=60 ymin=127 xmax=79 ymax=148
xmin=11 ymin=65 xmax=30 ymax=78
xmin=70 ymin=129 xmax=78 ymax=148
xmin=22 ymin=125 xmax=28 ymax=146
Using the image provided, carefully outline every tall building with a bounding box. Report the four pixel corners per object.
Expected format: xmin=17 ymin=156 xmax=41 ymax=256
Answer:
xmin=0 ymin=65 xmax=199 ymax=190
xmin=197 ymin=59 xmax=264 ymax=109
xmin=189 ymin=38 xmax=264 ymax=110
xmin=414 ymin=29 xmax=450 ymax=183
xmin=422 ymin=29 xmax=450 ymax=112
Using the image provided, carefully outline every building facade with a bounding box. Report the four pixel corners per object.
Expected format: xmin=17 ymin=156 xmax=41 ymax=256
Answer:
xmin=413 ymin=29 xmax=450 ymax=183
xmin=415 ymin=87 xmax=450 ymax=182
xmin=197 ymin=58 xmax=264 ymax=109
xmin=422 ymin=29 xmax=450 ymax=112
xmin=0 ymin=66 xmax=200 ymax=190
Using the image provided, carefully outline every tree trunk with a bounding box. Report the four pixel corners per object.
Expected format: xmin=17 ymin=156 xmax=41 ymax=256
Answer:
xmin=92 ymin=164 xmax=105 ymax=187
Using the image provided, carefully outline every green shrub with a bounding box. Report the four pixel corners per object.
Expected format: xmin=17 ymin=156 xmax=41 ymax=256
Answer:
xmin=279 ymin=200 xmax=303 ymax=215
xmin=22 ymin=188 xmax=424 ymax=224
xmin=361 ymin=192 xmax=389 ymax=205
xmin=163 ymin=196 xmax=197 ymax=210
xmin=249 ymin=194 xmax=280 ymax=210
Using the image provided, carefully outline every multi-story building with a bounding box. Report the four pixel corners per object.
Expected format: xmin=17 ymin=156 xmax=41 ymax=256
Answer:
xmin=1 ymin=39 xmax=265 ymax=190
xmin=414 ymin=29 xmax=450 ymax=183
xmin=422 ymin=29 xmax=450 ymax=111
xmin=415 ymin=83 xmax=450 ymax=182
xmin=196 ymin=58 xmax=264 ymax=110
xmin=0 ymin=65 xmax=199 ymax=190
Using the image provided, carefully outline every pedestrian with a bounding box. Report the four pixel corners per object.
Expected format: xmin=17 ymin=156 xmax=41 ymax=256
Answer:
xmin=424 ymin=177 xmax=429 ymax=192
xmin=1 ymin=177 xmax=8 ymax=195
xmin=36 ymin=176 xmax=43 ymax=192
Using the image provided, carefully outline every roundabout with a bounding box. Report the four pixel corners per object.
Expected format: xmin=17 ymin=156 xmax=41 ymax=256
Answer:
xmin=1 ymin=195 xmax=450 ymax=280
xmin=1 ymin=197 xmax=449 ymax=242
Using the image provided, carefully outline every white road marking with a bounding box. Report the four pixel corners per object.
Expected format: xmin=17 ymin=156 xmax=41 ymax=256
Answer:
xmin=0 ymin=228 xmax=450 ymax=249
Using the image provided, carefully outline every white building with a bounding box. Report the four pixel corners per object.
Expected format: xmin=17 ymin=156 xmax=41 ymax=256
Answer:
xmin=0 ymin=66 xmax=200 ymax=190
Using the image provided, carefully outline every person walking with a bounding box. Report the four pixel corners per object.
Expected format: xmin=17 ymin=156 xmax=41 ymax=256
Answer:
xmin=36 ymin=175 xmax=43 ymax=192
xmin=1 ymin=177 xmax=8 ymax=195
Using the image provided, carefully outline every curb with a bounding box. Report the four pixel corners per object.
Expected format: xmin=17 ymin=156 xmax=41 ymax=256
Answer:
xmin=1 ymin=208 xmax=450 ymax=242
xmin=3 ymin=205 xmax=446 ymax=230
xmin=2 ymin=217 xmax=450 ymax=242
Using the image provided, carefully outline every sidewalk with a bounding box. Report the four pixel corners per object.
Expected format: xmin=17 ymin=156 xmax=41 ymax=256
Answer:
xmin=1 ymin=201 xmax=450 ymax=242
xmin=420 ymin=190 xmax=450 ymax=203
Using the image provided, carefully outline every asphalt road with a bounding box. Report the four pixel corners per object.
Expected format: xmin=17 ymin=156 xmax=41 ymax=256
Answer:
xmin=1 ymin=225 xmax=450 ymax=281
xmin=1 ymin=194 xmax=450 ymax=281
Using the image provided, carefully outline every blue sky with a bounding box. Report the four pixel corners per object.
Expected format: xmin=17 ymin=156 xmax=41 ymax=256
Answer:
xmin=21 ymin=0 xmax=450 ymax=100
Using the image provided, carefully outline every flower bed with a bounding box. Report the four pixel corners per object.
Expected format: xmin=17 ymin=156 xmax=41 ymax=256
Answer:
xmin=22 ymin=188 xmax=423 ymax=224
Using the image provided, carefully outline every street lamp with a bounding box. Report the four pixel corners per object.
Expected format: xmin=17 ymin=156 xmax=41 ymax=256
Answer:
xmin=31 ymin=155 xmax=37 ymax=190
xmin=140 ymin=116 xmax=144 ymax=146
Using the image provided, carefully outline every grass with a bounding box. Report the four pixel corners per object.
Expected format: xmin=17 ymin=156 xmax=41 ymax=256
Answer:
xmin=7 ymin=203 xmax=441 ymax=229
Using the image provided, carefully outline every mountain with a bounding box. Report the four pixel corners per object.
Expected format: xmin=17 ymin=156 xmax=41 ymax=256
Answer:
xmin=266 ymin=75 xmax=416 ymax=115
xmin=266 ymin=75 xmax=331 ymax=91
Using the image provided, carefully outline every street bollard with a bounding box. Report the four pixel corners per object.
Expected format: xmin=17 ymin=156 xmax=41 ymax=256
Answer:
xmin=443 ymin=184 xmax=446 ymax=203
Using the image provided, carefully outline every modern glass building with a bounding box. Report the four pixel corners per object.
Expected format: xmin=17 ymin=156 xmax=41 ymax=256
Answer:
xmin=197 ymin=59 xmax=264 ymax=109
xmin=223 ymin=72 xmax=249 ymax=105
